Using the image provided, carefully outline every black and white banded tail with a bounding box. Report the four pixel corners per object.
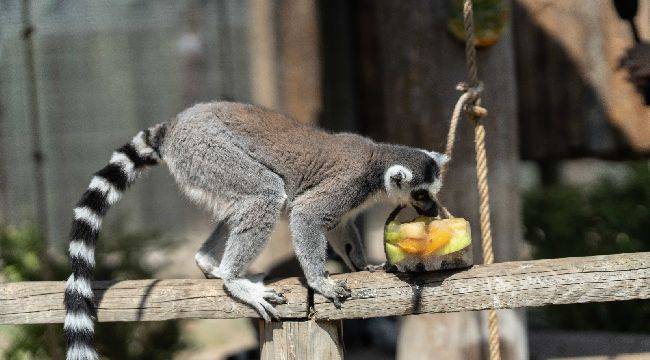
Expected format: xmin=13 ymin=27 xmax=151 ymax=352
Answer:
xmin=64 ymin=124 xmax=166 ymax=360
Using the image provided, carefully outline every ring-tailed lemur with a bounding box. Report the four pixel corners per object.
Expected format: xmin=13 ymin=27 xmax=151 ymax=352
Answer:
xmin=64 ymin=101 xmax=447 ymax=360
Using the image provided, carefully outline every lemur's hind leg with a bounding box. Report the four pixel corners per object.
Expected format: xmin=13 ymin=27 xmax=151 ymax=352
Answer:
xmin=195 ymin=223 xmax=229 ymax=279
xmin=166 ymin=128 xmax=288 ymax=320
xmin=328 ymin=220 xmax=368 ymax=272
xmin=219 ymin=195 xmax=287 ymax=321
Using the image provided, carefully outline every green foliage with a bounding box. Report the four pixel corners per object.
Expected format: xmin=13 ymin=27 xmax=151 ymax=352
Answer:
xmin=0 ymin=227 xmax=55 ymax=282
xmin=0 ymin=224 xmax=188 ymax=359
xmin=524 ymin=162 xmax=650 ymax=332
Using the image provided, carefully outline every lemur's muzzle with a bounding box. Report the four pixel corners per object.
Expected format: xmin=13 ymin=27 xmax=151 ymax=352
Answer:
xmin=414 ymin=201 xmax=438 ymax=217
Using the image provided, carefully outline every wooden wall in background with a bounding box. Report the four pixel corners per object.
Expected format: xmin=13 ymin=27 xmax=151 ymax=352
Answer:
xmin=249 ymin=0 xmax=322 ymax=125
xmin=354 ymin=0 xmax=527 ymax=359
xmin=0 ymin=0 xmax=323 ymax=277
xmin=276 ymin=0 xmax=322 ymax=125
xmin=247 ymin=0 xmax=323 ymax=274
xmin=514 ymin=0 xmax=650 ymax=160
xmin=0 ymin=1 xmax=252 ymax=247
xmin=0 ymin=111 xmax=6 ymax=223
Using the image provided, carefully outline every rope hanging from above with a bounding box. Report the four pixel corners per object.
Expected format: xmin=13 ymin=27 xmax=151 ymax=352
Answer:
xmin=436 ymin=1 xmax=502 ymax=359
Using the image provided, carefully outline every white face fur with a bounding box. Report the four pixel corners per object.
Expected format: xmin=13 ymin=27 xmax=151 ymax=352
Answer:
xmin=383 ymin=150 xmax=448 ymax=206
xmin=383 ymin=164 xmax=414 ymax=203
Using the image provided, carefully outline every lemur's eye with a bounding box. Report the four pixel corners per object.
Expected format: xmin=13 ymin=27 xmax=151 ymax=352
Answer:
xmin=411 ymin=189 xmax=429 ymax=201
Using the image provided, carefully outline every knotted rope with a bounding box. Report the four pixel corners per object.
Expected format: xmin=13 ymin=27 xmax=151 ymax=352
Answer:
xmin=437 ymin=1 xmax=502 ymax=359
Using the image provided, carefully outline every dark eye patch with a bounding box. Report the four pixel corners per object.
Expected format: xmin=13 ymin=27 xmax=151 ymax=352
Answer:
xmin=411 ymin=189 xmax=429 ymax=201
xmin=423 ymin=160 xmax=439 ymax=183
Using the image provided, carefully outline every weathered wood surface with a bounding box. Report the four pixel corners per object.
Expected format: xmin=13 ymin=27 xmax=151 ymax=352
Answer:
xmin=1 ymin=253 xmax=648 ymax=324
xmin=259 ymin=320 xmax=343 ymax=360
xmin=514 ymin=0 xmax=650 ymax=158
xmin=313 ymin=252 xmax=650 ymax=320
xmin=0 ymin=278 xmax=307 ymax=324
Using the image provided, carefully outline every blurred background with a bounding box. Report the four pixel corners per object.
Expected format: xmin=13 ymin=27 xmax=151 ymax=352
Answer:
xmin=0 ymin=0 xmax=648 ymax=359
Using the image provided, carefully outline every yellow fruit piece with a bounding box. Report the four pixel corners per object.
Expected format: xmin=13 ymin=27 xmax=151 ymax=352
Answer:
xmin=398 ymin=221 xmax=427 ymax=240
xmin=432 ymin=218 xmax=472 ymax=255
xmin=394 ymin=219 xmax=454 ymax=255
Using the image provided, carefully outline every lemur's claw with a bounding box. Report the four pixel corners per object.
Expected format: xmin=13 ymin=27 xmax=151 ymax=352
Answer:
xmin=334 ymin=280 xmax=352 ymax=307
xmin=336 ymin=280 xmax=352 ymax=296
xmin=332 ymin=297 xmax=343 ymax=308
xmin=313 ymin=278 xmax=351 ymax=308
xmin=264 ymin=290 xmax=287 ymax=305
xmin=331 ymin=281 xmax=350 ymax=309
xmin=223 ymin=277 xmax=282 ymax=322
xmin=253 ymin=298 xmax=280 ymax=322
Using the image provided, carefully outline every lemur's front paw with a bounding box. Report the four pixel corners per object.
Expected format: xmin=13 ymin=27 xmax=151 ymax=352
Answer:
xmin=312 ymin=278 xmax=351 ymax=308
xmin=223 ymin=277 xmax=286 ymax=322
xmin=264 ymin=288 xmax=288 ymax=305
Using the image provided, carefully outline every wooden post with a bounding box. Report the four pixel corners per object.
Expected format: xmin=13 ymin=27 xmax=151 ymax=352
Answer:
xmin=354 ymin=0 xmax=526 ymax=358
xmin=259 ymin=320 xmax=344 ymax=360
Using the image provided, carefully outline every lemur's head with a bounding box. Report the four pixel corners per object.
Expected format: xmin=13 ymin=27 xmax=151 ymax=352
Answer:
xmin=382 ymin=147 xmax=449 ymax=216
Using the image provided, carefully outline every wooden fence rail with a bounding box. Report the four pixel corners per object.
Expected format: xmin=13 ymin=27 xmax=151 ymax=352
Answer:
xmin=1 ymin=252 xmax=648 ymax=325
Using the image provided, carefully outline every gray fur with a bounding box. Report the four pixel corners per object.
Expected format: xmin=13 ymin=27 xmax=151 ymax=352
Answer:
xmin=159 ymin=101 xmax=444 ymax=319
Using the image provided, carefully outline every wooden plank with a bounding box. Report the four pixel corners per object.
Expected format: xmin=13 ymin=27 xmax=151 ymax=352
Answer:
xmin=0 ymin=253 xmax=647 ymax=324
xmin=313 ymin=252 xmax=650 ymax=320
xmin=259 ymin=320 xmax=343 ymax=360
xmin=0 ymin=278 xmax=307 ymax=324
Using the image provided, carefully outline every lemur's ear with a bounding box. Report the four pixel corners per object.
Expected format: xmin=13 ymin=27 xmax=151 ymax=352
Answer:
xmin=428 ymin=151 xmax=449 ymax=167
xmin=384 ymin=165 xmax=413 ymax=192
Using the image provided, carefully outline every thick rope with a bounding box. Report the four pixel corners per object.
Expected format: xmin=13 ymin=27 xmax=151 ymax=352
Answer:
xmin=441 ymin=91 xmax=471 ymax=178
xmin=437 ymin=1 xmax=502 ymax=358
xmin=440 ymin=83 xmax=487 ymax=180
xmin=475 ymin=115 xmax=501 ymax=360
xmin=462 ymin=1 xmax=501 ymax=359
xmin=437 ymin=88 xmax=475 ymax=219
xmin=463 ymin=0 xmax=479 ymax=86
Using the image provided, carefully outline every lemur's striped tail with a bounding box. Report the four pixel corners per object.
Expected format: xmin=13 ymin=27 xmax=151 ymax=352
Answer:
xmin=64 ymin=124 xmax=166 ymax=360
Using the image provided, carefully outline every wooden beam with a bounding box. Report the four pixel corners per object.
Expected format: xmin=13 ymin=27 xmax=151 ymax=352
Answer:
xmin=313 ymin=252 xmax=649 ymax=320
xmin=0 ymin=253 xmax=647 ymax=325
xmin=259 ymin=320 xmax=343 ymax=360
xmin=0 ymin=278 xmax=308 ymax=324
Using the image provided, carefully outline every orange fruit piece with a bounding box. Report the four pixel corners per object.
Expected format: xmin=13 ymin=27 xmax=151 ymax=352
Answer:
xmin=396 ymin=222 xmax=453 ymax=255
xmin=397 ymin=237 xmax=427 ymax=254
xmin=423 ymin=221 xmax=453 ymax=255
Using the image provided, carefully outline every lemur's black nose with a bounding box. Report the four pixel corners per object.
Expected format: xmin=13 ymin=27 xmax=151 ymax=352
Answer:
xmin=414 ymin=202 xmax=438 ymax=217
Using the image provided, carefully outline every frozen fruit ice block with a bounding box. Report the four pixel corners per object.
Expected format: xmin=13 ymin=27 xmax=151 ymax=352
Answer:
xmin=384 ymin=216 xmax=472 ymax=272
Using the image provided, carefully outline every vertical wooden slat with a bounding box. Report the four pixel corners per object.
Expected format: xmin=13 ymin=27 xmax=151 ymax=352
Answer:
xmin=260 ymin=320 xmax=344 ymax=360
xmin=249 ymin=0 xmax=280 ymax=109
xmin=21 ymin=0 xmax=49 ymax=244
xmin=276 ymin=0 xmax=322 ymax=124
